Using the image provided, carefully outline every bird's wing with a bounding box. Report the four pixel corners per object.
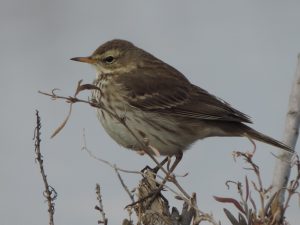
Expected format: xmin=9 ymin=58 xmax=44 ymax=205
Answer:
xmin=116 ymin=66 xmax=252 ymax=123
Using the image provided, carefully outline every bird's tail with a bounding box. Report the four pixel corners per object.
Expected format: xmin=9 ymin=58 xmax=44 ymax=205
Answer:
xmin=238 ymin=124 xmax=293 ymax=152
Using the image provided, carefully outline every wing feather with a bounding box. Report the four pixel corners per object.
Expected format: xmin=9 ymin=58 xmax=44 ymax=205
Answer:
xmin=115 ymin=63 xmax=252 ymax=123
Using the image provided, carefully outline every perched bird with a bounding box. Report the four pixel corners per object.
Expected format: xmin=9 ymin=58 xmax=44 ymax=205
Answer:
xmin=71 ymin=39 xmax=292 ymax=157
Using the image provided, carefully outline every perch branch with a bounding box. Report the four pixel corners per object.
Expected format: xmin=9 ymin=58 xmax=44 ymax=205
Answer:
xmin=40 ymin=83 xmax=191 ymax=199
xmin=39 ymin=84 xmax=169 ymax=176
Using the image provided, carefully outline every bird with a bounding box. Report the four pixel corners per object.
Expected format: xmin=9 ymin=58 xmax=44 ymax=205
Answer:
xmin=71 ymin=39 xmax=292 ymax=158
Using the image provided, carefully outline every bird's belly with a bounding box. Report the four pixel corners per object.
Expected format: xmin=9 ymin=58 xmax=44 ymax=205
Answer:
xmin=96 ymin=108 xmax=200 ymax=156
xmin=96 ymin=109 xmax=139 ymax=149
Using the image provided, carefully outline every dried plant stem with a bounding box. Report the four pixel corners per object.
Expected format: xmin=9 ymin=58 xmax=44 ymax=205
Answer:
xmin=252 ymin=161 xmax=266 ymax=218
xmin=114 ymin=167 xmax=135 ymax=203
xmin=95 ymin=184 xmax=108 ymax=225
xmin=233 ymin=151 xmax=268 ymax=220
xmin=33 ymin=110 xmax=57 ymax=225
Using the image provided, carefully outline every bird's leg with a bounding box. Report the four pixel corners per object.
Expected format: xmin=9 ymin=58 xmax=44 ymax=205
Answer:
xmin=154 ymin=156 xmax=169 ymax=173
xmin=146 ymin=152 xmax=183 ymax=207
xmin=166 ymin=152 xmax=183 ymax=176
xmin=141 ymin=156 xmax=169 ymax=174
xmin=126 ymin=153 xmax=183 ymax=209
xmin=166 ymin=156 xmax=173 ymax=171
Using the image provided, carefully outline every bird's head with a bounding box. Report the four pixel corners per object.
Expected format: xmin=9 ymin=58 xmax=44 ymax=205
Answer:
xmin=71 ymin=39 xmax=142 ymax=75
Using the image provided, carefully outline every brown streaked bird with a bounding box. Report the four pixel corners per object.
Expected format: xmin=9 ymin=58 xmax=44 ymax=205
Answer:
xmin=71 ymin=39 xmax=292 ymax=157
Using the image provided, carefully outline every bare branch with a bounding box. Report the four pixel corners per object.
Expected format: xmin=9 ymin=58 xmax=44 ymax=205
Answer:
xmin=270 ymin=53 xmax=300 ymax=223
xmin=272 ymin=54 xmax=300 ymax=192
xmin=114 ymin=166 xmax=135 ymax=203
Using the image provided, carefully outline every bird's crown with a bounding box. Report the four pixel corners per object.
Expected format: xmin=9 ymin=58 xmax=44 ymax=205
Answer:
xmin=92 ymin=39 xmax=135 ymax=56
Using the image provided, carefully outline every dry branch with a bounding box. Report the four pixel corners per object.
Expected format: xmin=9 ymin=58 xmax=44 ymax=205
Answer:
xmin=271 ymin=54 xmax=300 ymax=214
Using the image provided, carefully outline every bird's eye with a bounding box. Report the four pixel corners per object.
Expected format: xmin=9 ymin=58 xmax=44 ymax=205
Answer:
xmin=103 ymin=56 xmax=115 ymax=64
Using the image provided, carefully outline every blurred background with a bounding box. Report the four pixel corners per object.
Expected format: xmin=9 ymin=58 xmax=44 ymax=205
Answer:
xmin=1 ymin=1 xmax=300 ymax=224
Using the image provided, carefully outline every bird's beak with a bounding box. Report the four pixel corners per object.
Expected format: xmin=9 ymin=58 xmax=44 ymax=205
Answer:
xmin=70 ymin=56 xmax=96 ymax=64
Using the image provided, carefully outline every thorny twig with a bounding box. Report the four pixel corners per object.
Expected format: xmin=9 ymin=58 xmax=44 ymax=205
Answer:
xmin=95 ymin=184 xmax=108 ymax=225
xmin=33 ymin=110 xmax=57 ymax=225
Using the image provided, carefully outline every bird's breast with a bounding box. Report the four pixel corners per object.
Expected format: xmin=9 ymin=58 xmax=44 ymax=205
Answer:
xmin=92 ymin=74 xmax=124 ymax=107
xmin=91 ymin=75 xmax=130 ymax=146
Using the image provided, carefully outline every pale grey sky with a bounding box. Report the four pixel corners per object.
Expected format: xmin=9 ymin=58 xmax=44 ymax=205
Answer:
xmin=1 ymin=1 xmax=300 ymax=225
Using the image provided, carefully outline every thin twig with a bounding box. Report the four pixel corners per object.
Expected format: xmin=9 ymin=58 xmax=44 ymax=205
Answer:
xmin=81 ymin=133 xmax=141 ymax=175
xmin=33 ymin=110 xmax=57 ymax=225
xmin=114 ymin=166 xmax=135 ymax=203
